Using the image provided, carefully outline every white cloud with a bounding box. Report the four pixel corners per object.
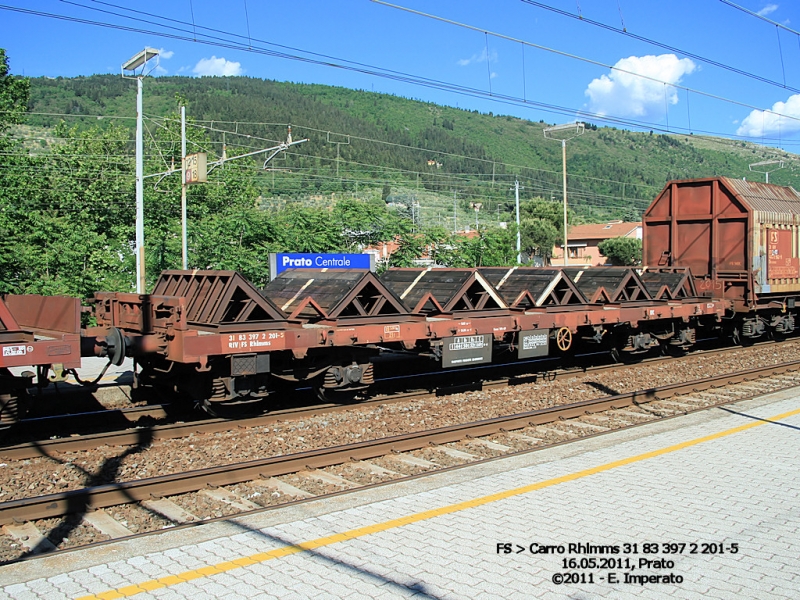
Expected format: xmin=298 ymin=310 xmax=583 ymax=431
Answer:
xmin=192 ymin=56 xmax=243 ymax=77
xmin=457 ymin=47 xmax=497 ymax=67
xmin=757 ymin=4 xmax=779 ymax=17
xmin=159 ymin=49 xmax=175 ymax=60
xmin=737 ymin=94 xmax=800 ymax=137
xmin=585 ymin=54 xmax=696 ymax=119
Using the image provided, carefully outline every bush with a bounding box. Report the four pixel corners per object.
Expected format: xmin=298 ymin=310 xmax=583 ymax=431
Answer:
xmin=597 ymin=237 xmax=642 ymax=266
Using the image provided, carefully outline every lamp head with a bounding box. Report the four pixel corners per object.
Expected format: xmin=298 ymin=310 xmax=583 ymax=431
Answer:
xmin=544 ymin=122 xmax=585 ymax=141
xmin=122 ymin=47 xmax=160 ymax=74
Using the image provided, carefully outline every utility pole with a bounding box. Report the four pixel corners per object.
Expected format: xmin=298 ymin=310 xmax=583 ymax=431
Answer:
xmin=150 ymin=124 xmax=307 ymax=269
xmin=453 ymin=190 xmax=458 ymax=233
xmin=470 ymin=202 xmax=482 ymax=231
xmin=180 ymin=105 xmax=187 ymax=269
xmin=544 ymin=122 xmax=585 ymax=266
xmin=122 ymin=47 xmax=159 ymax=294
xmin=515 ymin=180 xmax=522 ymax=263
xmin=135 ymin=76 xmax=145 ymax=290
xmin=326 ymin=131 xmax=350 ymax=179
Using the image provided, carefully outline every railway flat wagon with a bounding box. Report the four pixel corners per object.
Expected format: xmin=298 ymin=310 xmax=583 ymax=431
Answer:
xmin=643 ymin=177 xmax=800 ymax=339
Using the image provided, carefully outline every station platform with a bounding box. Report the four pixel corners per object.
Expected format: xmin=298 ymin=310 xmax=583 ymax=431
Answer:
xmin=0 ymin=387 xmax=798 ymax=599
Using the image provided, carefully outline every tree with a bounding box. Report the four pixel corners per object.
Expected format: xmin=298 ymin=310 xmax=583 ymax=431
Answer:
xmin=597 ymin=237 xmax=642 ymax=266
xmin=520 ymin=218 xmax=558 ymax=263
xmin=0 ymin=49 xmax=29 ymax=134
xmin=332 ymin=197 xmax=408 ymax=251
xmin=519 ymin=198 xmax=572 ymax=236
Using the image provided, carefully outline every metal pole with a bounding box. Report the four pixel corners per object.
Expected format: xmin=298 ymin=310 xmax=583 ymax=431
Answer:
xmin=135 ymin=76 xmax=145 ymax=293
xmin=562 ymin=139 xmax=568 ymax=267
xmin=543 ymin=122 xmax=584 ymax=267
xmin=515 ymin=179 xmax=521 ymax=264
xmin=181 ymin=105 xmax=187 ymax=269
xmin=453 ymin=190 xmax=457 ymax=233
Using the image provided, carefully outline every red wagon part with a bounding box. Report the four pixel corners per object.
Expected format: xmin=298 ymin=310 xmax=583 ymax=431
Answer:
xmin=564 ymin=267 xmax=652 ymax=304
xmin=643 ymin=177 xmax=800 ymax=309
xmin=0 ymin=295 xmax=82 ymax=371
xmin=88 ymin=267 xmax=726 ymax=415
xmin=478 ymin=267 xmax=586 ymax=309
xmin=380 ymin=268 xmax=507 ymax=314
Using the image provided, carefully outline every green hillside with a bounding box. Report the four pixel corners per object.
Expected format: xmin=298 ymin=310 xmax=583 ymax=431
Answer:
xmin=23 ymin=75 xmax=798 ymax=225
xmin=5 ymin=66 xmax=800 ymax=296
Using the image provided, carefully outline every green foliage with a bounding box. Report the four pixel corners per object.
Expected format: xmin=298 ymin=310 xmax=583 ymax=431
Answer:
xmin=0 ymin=51 xmax=419 ymax=294
xmin=5 ymin=55 xmax=800 ymax=295
xmin=520 ymin=218 xmax=558 ymax=263
xmin=517 ymin=198 xmax=568 ymax=263
xmin=0 ymin=49 xmax=29 ymax=134
xmin=387 ymin=225 xmax=516 ymax=268
xmin=597 ymin=237 xmax=642 ymax=266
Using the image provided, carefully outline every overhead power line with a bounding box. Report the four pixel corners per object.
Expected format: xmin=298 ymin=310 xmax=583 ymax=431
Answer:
xmin=4 ymin=0 xmax=800 ymax=141
xmin=720 ymin=0 xmax=800 ymax=36
xmin=521 ymin=0 xmax=800 ymax=94
xmin=371 ymin=1 xmax=800 ymax=128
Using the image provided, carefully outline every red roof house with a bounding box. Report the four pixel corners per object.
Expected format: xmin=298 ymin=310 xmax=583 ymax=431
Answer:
xmin=553 ymin=221 xmax=642 ymax=266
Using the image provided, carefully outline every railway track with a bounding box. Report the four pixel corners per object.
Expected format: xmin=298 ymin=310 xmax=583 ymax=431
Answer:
xmin=2 ymin=358 xmax=800 ymax=562
xmin=0 ymin=340 xmax=769 ymax=459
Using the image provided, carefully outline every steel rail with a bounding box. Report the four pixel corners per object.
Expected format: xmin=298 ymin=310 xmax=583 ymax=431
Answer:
xmin=1 ymin=360 xmax=798 ymax=526
xmin=3 ymin=339 xmax=779 ymax=459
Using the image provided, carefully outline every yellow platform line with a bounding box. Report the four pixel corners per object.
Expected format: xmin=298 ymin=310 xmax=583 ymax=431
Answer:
xmin=77 ymin=405 xmax=800 ymax=600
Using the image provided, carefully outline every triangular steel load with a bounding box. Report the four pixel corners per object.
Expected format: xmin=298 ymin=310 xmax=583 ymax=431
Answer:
xmin=639 ymin=268 xmax=696 ymax=299
xmin=381 ymin=268 xmax=507 ymax=314
xmin=564 ymin=267 xmax=653 ymax=304
xmin=152 ymin=270 xmax=287 ymax=328
xmin=262 ymin=269 xmax=409 ymax=322
xmin=478 ymin=267 xmax=587 ymax=308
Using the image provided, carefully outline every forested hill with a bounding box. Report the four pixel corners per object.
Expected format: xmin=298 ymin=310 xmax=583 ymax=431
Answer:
xmin=25 ymin=74 xmax=797 ymax=220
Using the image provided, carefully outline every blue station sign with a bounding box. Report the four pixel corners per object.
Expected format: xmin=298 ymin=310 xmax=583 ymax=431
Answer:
xmin=269 ymin=253 xmax=376 ymax=280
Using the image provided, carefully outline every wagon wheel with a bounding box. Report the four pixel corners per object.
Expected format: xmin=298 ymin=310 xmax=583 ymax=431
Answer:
xmin=555 ymin=327 xmax=573 ymax=352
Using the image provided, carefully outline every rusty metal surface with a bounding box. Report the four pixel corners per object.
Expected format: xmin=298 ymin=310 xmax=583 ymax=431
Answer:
xmin=98 ymin=292 xmax=725 ymax=364
xmin=0 ymin=296 xmax=82 ymax=369
xmin=90 ymin=266 xmax=727 ymax=365
xmin=640 ymin=268 xmax=696 ymax=299
xmin=94 ymin=293 xmax=188 ymax=334
xmin=264 ymin=269 xmax=409 ymax=321
xmin=0 ymin=297 xmax=21 ymax=333
xmin=478 ymin=267 xmax=586 ymax=308
xmin=4 ymin=295 xmax=81 ymax=335
xmin=153 ymin=270 xmax=287 ymax=328
xmin=381 ymin=268 xmax=507 ymax=313
xmin=720 ymin=177 xmax=800 ymax=214
xmin=2 ymin=360 xmax=797 ymax=525
xmin=643 ymin=177 xmax=800 ymax=307
xmin=564 ymin=267 xmax=652 ymax=303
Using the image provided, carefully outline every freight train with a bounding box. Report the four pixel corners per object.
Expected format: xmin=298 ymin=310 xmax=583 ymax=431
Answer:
xmin=1 ymin=176 xmax=799 ymax=422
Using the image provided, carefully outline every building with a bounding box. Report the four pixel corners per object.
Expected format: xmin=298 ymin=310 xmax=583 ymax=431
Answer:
xmin=553 ymin=221 xmax=642 ymax=266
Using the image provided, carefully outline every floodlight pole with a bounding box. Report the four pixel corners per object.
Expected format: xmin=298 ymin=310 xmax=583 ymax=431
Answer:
xmin=749 ymin=159 xmax=784 ymax=184
xmin=122 ymin=47 xmax=159 ymax=293
xmin=560 ymin=139 xmax=567 ymax=265
xmin=544 ymin=123 xmax=585 ymax=266
xmin=135 ymin=76 xmax=145 ymax=292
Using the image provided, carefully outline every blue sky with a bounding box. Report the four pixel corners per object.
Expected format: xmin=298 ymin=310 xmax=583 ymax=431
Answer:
xmin=2 ymin=1 xmax=800 ymax=149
